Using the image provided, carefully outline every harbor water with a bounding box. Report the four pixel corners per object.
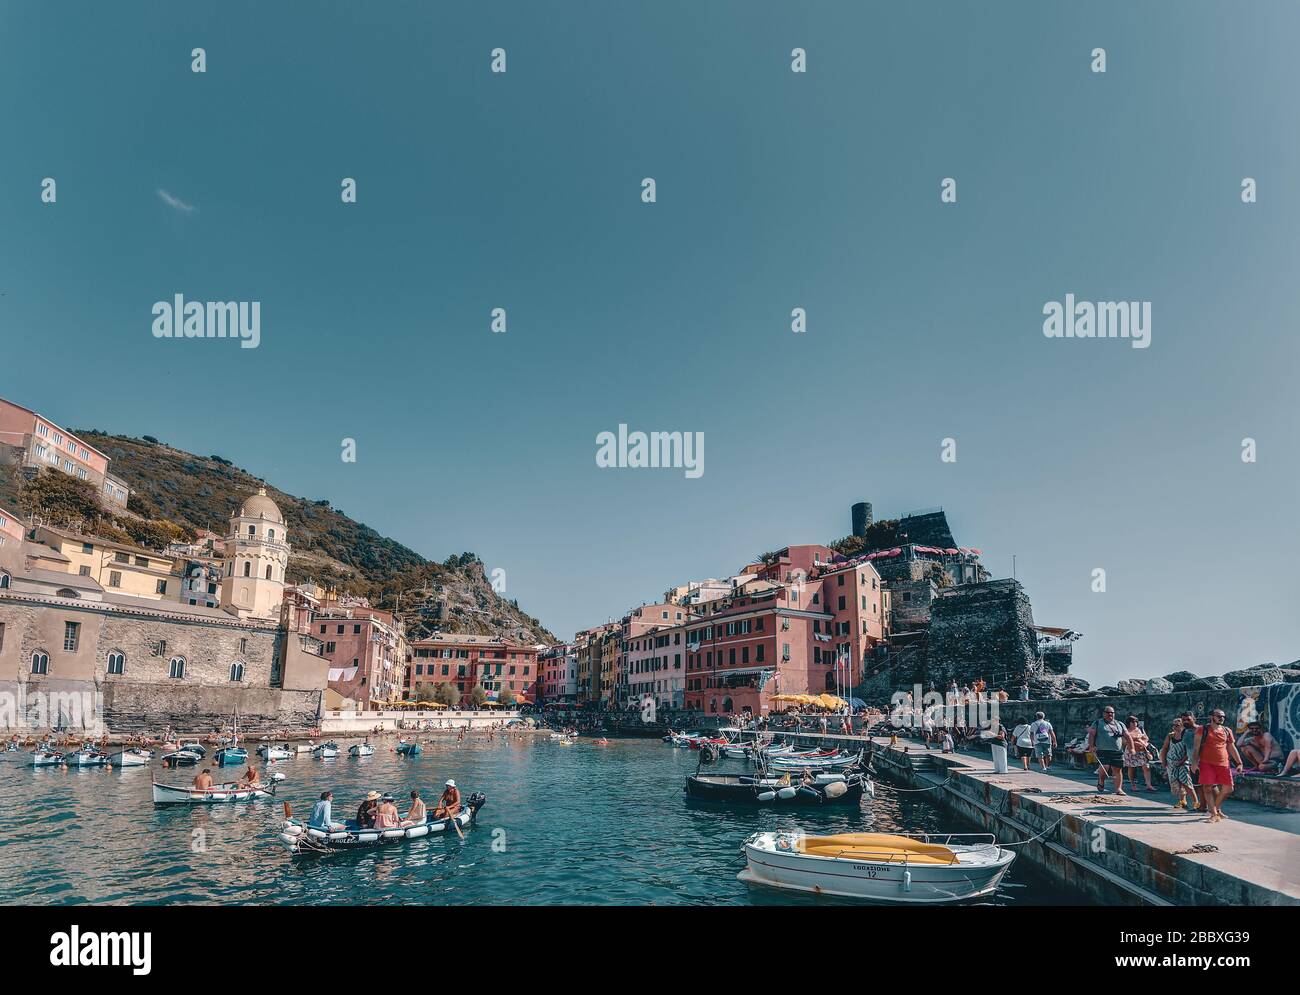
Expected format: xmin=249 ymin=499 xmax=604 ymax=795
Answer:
xmin=0 ymin=736 xmax=1084 ymax=905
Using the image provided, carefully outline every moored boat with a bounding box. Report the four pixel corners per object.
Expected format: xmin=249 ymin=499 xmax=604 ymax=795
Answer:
xmin=277 ymin=792 xmax=486 ymax=854
xmin=686 ymin=771 xmax=871 ymax=805
xmin=739 ymin=831 xmax=1015 ymax=904
xmin=161 ymin=749 xmax=203 ymax=767
xmin=348 ymin=743 xmax=374 ymax=757
xmin=313 ymin=742 xmax=339 ymax=759
xmin=395 ymin=741 xmax=421 ymax=756
xmin=107 ymin=747 xmax=152 ymax=768
xmin=65 ymin=747 xmax=109 ymax=767
xmin=152 ymin=779 xmax=278 ymax=804
xmin=215 ymin=746 xmax=249 ymax=767
xmin=258 ymin=744 xmax=294 ymax=761
xmin=30 ymin=750 xmax=65 ymax=767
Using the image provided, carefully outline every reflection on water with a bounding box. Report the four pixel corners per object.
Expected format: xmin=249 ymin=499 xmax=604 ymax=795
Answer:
xmin=0 ymin=737 xmax=1081 ymax=905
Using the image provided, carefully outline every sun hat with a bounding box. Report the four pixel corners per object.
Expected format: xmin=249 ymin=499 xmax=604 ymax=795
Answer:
xmin=365 ymin=790 xmax=381 ymax=800
xmin=445 ymin=779 xmax=455 ymax=787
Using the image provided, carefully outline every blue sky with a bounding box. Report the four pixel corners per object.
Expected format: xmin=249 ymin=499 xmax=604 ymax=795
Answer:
xmin=2 ymin=2 xmax=1297 ymax=685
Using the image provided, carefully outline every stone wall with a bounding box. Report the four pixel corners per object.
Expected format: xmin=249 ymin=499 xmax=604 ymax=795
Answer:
xmin=102 ymin=681 xmax=321 ymax=734
xmin=925 ymin=578 xmax=1039 ymax=688
xmin=997 ymin=686 xmax=1255 ymax=746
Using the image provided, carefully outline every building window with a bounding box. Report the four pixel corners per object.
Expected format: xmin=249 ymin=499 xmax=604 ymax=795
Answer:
xmin=229 ymin=662 xmax=245 ymax=682
xmin=265 ymin=565 xmax=272 ymax=580
xmin=63 ymin=621 xmax=80 ymax=652
xmin=268 ymin=529 xmax=275 ymax=541
xmin=82 ymin=542 xmax=93 ymax=554
xmin=248 ymin=525 xmax=256 ymax=536
xmin=239 ymin=637 xmax=247 ymax=655
xmin=107 ymin=651 xmax=125 ymax=675
xmin=135 ymin=556 xmax=149 ymax=568
xmin=325 ymin=642 xmax=336 ymax=654
xmin=169 ymin=657 xmax=186 ymax=679
xmin=31 ymin=651 xmax=49 ymax=675
xmin=0 ymin=571 xmax=9 ymax=589
xmin=156 ymin=579 xmax=168 ymax=595
xmin=242 ymin=562 xmax=251 ymax=578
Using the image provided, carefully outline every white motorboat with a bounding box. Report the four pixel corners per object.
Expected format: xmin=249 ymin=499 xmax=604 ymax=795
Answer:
xmin=258 ymin=744 xmax=295 ymax=761
xmin=312 ymin=742 xmax=338 ymax=759
xmin=667 ymin=732 xmax=701 ymax=748
xmin=348 ymin=743 xmax=374 ymax=757
xmin=107 ymin=747 xmax=152 ymax=768
xmin=739 ymin=831 xmax=1016 ymax=904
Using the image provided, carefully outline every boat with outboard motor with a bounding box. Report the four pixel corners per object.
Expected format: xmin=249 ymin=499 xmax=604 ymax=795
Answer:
xmin=277 ymin=792 xmax=486 ymax=853
xmin=739 ymin=831 xmax=1016 ymax=903
xmin=686 ymin=769 xmax=873 ymax=805
xmin=152 ymin=779 xmax=278 ymax=804
xmin=313 ymin=742 xmax=339 ymax=759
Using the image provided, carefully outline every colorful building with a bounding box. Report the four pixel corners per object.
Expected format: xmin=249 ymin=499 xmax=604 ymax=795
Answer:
xmin=0 ymin=396 xmax=129 ymax=508
xmin=32 ymin=524 xmax=183 ymax=602
xmin=315 ymin=600 xmax=407 ymax=708
xmin=408 ymin=632 xmax=538 ymax=705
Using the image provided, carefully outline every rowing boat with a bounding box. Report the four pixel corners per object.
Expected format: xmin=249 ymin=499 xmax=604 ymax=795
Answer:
xmin=65 ymin=747 xmax=109 ymax=767
xmin=30 ymin=750 xmax=64 ymax=767
xmin=348 ymin=744 xmax=374 ymax=757
xmin=313 ymin=742 xmax=339 ymax=759
xmin=277 ymin=792 xmax=486 ymax=853
xmin=739 ymin=831 xmax=1015 ymax=903
xmin=258 ymin=745 xmax=294 ymax=761
xmin=152 ymin=779 xmax=278 ymax=804
xmin=214 ymin=746 xmax=248 ymax=767
xmin=107 ymin=748 xmax=152 ymax=768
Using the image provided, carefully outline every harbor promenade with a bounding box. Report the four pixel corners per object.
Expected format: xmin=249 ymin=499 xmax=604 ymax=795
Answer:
xmin=864 ymin=737 xmax=1300 ymax=905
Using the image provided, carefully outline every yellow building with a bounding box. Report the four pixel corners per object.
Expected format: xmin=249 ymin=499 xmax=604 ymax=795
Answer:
xmin=33 ymin=524 xmax=182 ymax=601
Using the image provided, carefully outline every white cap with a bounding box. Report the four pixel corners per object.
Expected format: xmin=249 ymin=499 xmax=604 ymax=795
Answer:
xmin=445 ymin=779 xmax=455 ymax=787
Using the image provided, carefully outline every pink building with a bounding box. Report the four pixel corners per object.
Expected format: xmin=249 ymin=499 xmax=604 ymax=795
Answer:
xmin=407 ymin=633 xmax=538 ymax=705
xmin=619 ymin=602 xmax=689 ymax=709
xmin=314 ymin=601 xmax=406 ymax=707
xmin=683 ymin=545 xmax=886 ymax=716
xmin=0 ymin=397 xmax=129 ymax=507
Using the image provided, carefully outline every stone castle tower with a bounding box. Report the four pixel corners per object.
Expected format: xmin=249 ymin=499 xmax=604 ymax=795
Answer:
xmin=220 ymin=488 xmax=288 ymax=620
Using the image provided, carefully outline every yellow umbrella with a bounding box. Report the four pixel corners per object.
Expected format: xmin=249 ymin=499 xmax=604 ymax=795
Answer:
xmin=817 ymin=693 xmax=845 ymax=709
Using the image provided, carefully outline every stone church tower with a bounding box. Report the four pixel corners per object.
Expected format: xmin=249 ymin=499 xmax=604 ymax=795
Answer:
xmin=220 ymin=488 xmax=288 ymax=620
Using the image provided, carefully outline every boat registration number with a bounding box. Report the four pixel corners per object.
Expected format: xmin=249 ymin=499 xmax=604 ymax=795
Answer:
xmin=850 ymin=865 xmax=885 ymax=877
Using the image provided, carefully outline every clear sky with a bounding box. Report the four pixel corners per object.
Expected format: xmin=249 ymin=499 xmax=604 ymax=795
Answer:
xmin=2 ymin=2 xmax=1296 ymax=685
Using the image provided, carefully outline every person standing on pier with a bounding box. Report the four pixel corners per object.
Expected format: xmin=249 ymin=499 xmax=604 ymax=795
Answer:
xmin=1029 ymin=712 xmax=1056 ymax=770
xmin=1159 ymin=719 xmax=1198 ymax=810
xmin=1192 ymin=709 xmax=1243 ymax=823
xmin=1087 ymin=706 xmax=1127 ymax=795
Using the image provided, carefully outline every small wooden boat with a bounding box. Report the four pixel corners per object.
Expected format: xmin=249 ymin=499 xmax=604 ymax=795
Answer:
xmin=152 ymin=779 xmax=278 ymax=804
xmin=161 ymin=749 xmax=202 ymax=767
xmin=348 ymin=743 xmax=374 ymax=757
xmin=214 ymin=746 xmax=248 ymax=767
xmin=312 ymin=742 xmax=339 ymax=759
xmin=686 ymin=771 xmax=871 ymax=805
xmin=30 ymin=750 xmax=65 ymax=767
xmin=107 ymin=747 xmax=152 ymax=768
xmin=739 ymin=831 xmax=1016 ymax=904
xmin=395 ymin=741 xmax=421 ymax=756
xmin=258 ymin=745 xmax=294 ymax=761
xmin=180 ymin=742 xmax=206 ymax=758
xmin=277 ymin=793 xmax=485 ymax=853
xmin=66 ymin=747 xmax=110 ymax=767
xmin=766 ymin=750 xmax=864 ymax=772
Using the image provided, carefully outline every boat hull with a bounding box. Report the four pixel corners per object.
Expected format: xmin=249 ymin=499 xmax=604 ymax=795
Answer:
xmin=278 ymin=794 xmax=485 ymax=853
xmin=153 ymin=780 xmax=277 ymax=804
xmin=686 ymin=773 xmax=866 ymax=806
xmin=108 ymin=749 xmax=151 ymax=767
xmin=740 ymin=833 xmax=1015 ymax=904
xmin=215 ymin=748 xmax=248 ymax=767
xmin=258 ymin=746 xmax=294 ymax=761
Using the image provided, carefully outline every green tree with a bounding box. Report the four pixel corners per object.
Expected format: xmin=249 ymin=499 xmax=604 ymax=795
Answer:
xmin=433 ymin=682 xmax=460 ymax=707
xmin=18 ymin=469 xmax=101 ymax=528
xmin=467 ymin=684 xmax=488 ymax=709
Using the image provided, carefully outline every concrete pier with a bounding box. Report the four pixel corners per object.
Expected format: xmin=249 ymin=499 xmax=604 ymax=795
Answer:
xmin=866 ymin=738 xmax=1300 ymax=905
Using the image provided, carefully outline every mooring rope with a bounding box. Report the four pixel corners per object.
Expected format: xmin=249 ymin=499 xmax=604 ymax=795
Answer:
xmin=880 ymin=771 xmax=953 ymax=792
xmin=1001 ymin=812 xmax=1068 ymax=847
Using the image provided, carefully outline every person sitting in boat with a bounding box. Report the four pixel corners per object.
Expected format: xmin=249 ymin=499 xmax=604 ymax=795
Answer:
xmin=309 ymin=790 xmax=345 ymax=832
xmin=239 ymin=766 xmax=261 ymax=788
xmin=357 ymin=791 xmax=380 ymax=828
xmin=375 ymin=794 xmax=401 ymax=829
xmin=193 ymin=768 xmax=214 ymax=790
xmin=433 ymin=779 xmax=461 ymax=819
xmin=402 ymin=789 xmax=427 ymax=827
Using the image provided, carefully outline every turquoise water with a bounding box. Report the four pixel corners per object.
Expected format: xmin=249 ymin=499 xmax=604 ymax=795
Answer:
xmin=0 ymin=736 xmax=1078 ymax=905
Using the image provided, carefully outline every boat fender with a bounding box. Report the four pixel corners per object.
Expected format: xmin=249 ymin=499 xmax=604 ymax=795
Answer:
xmin=283 ymin=824 xmax=304 ymax=836
xmin=383 ymin=829 xmax=404 ymax=839
xmin=756 ymin=791 xmax=776 ymax=802
xmin=328 ymin=832 xmax=350 ymax=841
xmin=823 ymin=781 xmax=849 ymax=799
xmin=903 ymin=870 xmax=912 ymax=892
xmin=408 ymin=825 xmax=428 ymax=838
xmin=777 ymin=786 xmax=797 ymax=800
xmin=797 ymin=786 xmax=821 ymax=801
